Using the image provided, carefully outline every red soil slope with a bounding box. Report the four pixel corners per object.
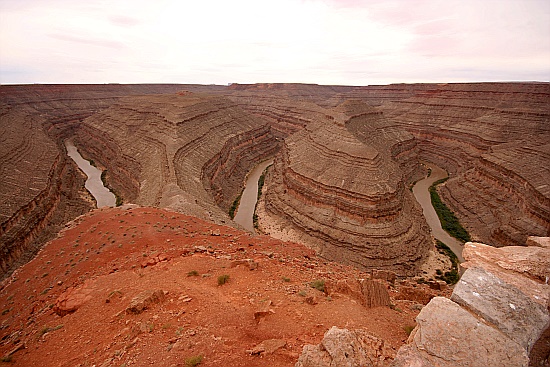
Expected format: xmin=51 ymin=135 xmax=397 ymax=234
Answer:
xmin=0 ymin=207 xmax=446 ymax=366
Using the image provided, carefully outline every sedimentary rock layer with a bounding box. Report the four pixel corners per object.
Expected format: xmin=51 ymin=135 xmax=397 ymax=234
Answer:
xmin=378 ymin=83 xmax=550 ymax=246
xmin=76 ymin=93 xmax=279 ymax=223
xmin=261 ymin=109 xmax=431 ymax=275
xmin=0 ymin=84 xmax=222 ymax=277
xmin=391 ymin=237 xmax=550 ymax=367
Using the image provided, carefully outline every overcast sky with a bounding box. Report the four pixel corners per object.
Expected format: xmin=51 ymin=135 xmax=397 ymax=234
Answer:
xmin=1 ymin=0 xmax=549 ymax=85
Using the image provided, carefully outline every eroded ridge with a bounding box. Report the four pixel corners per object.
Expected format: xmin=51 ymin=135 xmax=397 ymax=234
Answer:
xmin=379 ymin=83 xmax=550 ymax=246
xmin=261 ymin=110 xmax=431 ymax=276
xmin=76 ymin=93 xmax=279 ymax=223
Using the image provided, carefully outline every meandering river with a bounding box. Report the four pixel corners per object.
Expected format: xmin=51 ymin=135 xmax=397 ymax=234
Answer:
xmin=412 ymin=163 xmax=465 ymax=263
xmin=65 ymin=140 xmax=116 ymax=208
xmin=233 ymin=160 xmax=273 ymax=232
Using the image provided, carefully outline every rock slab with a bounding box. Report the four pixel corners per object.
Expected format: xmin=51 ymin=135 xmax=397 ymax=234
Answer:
xmin=295 ymin=326 xmax=395 ymax=367
xmin=411 ymin=297 xmax=529 ymax=367
xmin=451 ymin=266 xmax=550 ymax=352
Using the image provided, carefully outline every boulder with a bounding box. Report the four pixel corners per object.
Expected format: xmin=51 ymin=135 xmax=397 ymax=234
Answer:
xmin=53 ymin=280 xmax=95 ymax=316
xmin=408 ymin=297 xmax=529 ymax=367
xmin=390 ymin=345 xmax=434 ymax=367
xmin=462 ymin=242 xmax=550 ymax=307
xmin=451 ymin=266 xmax=550 ymax=352
xmin=295 ymin=326 xmax=395 ymax=367
xmin=126 ymin=289 xmax=166 ymax=314
xmin=462 ymin=242 xmax=550 ymax=283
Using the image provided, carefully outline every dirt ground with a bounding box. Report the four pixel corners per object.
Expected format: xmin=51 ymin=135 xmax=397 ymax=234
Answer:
xmin=0 ymin=206 xmax=449 ymax=366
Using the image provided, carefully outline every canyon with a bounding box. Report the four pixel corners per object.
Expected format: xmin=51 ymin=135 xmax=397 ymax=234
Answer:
xmin=2 ymin=82 xmax=549 ymax=275
xmin=0 ymin=82 xmax=549 ymax=365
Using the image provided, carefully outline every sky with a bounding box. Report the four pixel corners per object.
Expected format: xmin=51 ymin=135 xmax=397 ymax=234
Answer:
xmin=0 ymin=0 xmax=549 ymax=85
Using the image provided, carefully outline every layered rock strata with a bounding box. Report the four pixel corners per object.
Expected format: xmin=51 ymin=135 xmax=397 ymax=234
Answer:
xmin=378 ymin=83 xmax=550 ymax=246
xmin=75 ymin=93 xmax=279 ymax=223
xmin=0 ymin=84 xmax=222 ymax=277
xmin=391 ymin=237 xmax=550 ymax=367
xmin=227 ymin=90 xmax=343 ymax=137
xmin=261 ymin=116 xmax=431 ymax=275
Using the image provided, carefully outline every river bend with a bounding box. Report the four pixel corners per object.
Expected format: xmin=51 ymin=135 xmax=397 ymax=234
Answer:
xmin=412 ymin=163 xmax=465 ymax=262
xmin=233 ymin=160 xmax=273 ymax=232
xmin=65 ymin=140 xmax=116 ymax=208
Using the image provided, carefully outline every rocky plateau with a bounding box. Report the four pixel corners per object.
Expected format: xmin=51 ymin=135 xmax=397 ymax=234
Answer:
xmin=0 ymin=82 xmax=549 ymax=366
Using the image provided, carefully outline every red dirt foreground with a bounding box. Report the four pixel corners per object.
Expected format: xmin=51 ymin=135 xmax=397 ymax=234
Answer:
xmin=0 ymin=206 xmax=448 ymax=366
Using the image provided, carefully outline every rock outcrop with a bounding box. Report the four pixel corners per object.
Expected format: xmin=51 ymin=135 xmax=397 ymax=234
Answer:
xmin=0 ymin=84 xmax=221 ymax=278
xmin=260 ymin=105 xmax=431 ymax=275
xmin=391 ymin=237 xmax=550 ymax=367
xmin=378 ymin=83 xmax=550 ymax=246
xmin=295 ymin=326 xmax=396 ymax=367
xmin=76 ymin=93 xmax=279 ymax=223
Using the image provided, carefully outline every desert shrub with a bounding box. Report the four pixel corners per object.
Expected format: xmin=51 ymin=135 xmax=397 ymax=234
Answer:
xmin=435 ymin=241 xmax=460 ymax=285
xmin=310 ymin=279 xmax=325 ymax=293
xmin=185 ymin=355 xmax=203 ymax=367
xmin=403 ymin=325 xmax=415 ymax=335
xmin=217 ymin=274 xmax=230 ymax=286
xmin=187 ymin=270 xmax=199 ymax=277
xmin=429 ymin=178 xmax=471 ymax=242
xmin=229 ymin=190 xmax=243 ymax=219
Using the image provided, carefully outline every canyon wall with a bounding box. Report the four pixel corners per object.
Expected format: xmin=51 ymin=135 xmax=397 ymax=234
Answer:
xmin=376 ymin=83 xmax=550 ymax=246
xmin=259 ymin=103 xmax=431 ymax=275
xmin=1 ymin=82 xmax=548 ymax=279
xmin=75 ymin=93 xmax=279 ymax=223
xmin=0 ymin=84 xmax=221 ymax=277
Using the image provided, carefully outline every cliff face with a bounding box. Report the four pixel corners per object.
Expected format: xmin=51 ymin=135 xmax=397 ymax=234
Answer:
xmin=76 ymin=93 xmax=279 ymax=223
xmin=260 ymin=107 xmax=431 ymax=275
xmin=391 ymin=236 xmax=550 ymax=367
xmin=0 ymin=84 xmax=222 ymax=277
xmin=377 ymin=83 xmax=550 ymax=246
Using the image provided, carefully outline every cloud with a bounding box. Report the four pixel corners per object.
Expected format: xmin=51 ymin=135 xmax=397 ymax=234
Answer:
xmin=48 ymin=33 xmax=126 ymax=49
xmin=0 ymin=0 xmax=549 ymax=84
xmin=109 ymin=15 xmax=141 ymax=27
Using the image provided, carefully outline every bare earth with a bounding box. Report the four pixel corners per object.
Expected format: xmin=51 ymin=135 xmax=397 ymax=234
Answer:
xmin=0 ymin=206 xmax=449 ymax=366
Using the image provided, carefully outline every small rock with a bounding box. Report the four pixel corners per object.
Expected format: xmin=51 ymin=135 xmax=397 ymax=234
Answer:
xmin=194 ymin=246 xmax=208 ymax=253
xmin=248 ymin=339 xmax=287 ymax=355
xmin=254 ymin=309 xmax=275 ymax=322
xmin=158 ymin=253 xmax=170 ymax=262
xmin=53 ymin=280 xmax=95 ymax=316
xmin=126 ymin=290 xmax=166 ymax=315
xmin=230 ymin=259 xmax=258 ymax=270
xmin=305 ymin=296 xmax=318 ymax=305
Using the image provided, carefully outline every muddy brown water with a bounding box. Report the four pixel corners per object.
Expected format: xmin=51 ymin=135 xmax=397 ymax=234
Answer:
xmin=65 ymin=140 xmax=116 ymax=208
xmin=233 ymin=160 xmax=273 ymax=232
xmin=412 ymin=163 xmax=465 ymax=263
